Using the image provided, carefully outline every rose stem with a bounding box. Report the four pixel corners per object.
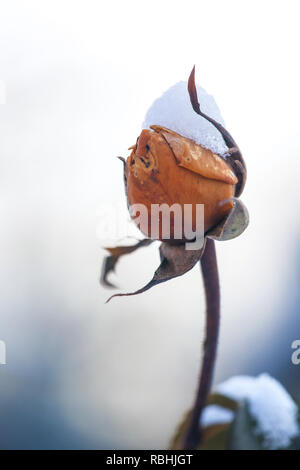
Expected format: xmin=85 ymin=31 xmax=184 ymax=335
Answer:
xmin=182 ymin=238 xmax=220 ymax=449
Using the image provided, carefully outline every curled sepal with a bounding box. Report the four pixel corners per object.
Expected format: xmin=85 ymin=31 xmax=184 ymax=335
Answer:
xmin=106 ymin=239 xmax=206 ymax=302
xmin=101 ymin=239 xmax=153 ymax=288
xmin=188 ymin=66 xmax=247 ymax=197
xmin=206 ymin=198 xmax=249 ymax=241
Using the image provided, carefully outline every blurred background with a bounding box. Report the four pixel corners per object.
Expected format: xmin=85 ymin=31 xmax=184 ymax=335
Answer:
xmin=0 ymin=0 xmax=299 ymax=449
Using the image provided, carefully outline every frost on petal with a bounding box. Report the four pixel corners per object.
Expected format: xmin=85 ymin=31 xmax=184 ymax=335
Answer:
xmin=143 ymin=81 xmax=228 ymax=157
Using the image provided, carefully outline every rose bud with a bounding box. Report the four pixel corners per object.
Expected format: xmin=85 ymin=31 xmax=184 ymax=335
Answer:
xmin=125 ymin=125 xmax=238 ymax=240
xmin=101 ymin=67 xmax=248 ymax=298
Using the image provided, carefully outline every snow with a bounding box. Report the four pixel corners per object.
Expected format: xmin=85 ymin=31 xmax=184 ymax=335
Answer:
xmin=201 ymin=405 xmax=234 ymax=427
xmin=143 ymin=81 xmax=228 ymax=156
xmin=202 ymin=374 xmax=300 ymax=449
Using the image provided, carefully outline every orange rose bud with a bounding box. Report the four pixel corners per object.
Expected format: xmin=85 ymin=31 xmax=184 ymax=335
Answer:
xmin=125 ymin=125 xmax=238 ymax=241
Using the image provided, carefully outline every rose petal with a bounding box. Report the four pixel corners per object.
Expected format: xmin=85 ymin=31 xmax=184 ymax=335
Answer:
xmin=151 ymin=126 xmax=238 ymax=185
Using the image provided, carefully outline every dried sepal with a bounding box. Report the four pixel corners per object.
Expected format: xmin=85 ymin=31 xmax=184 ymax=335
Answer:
xmin=188 ymin=66 xmax=247 ymax=197
xmin=106 ymin=239 xmax=206 ymax=302
xmin=101 ymin=239 xmax=153 ymax=288
xmin=206 ymin=198 xmax=249 ymax=241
